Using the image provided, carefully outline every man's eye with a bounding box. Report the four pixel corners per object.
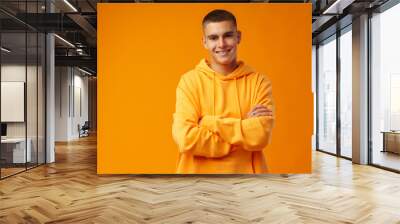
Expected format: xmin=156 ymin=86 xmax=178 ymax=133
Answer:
xmin=209 ymin=36 xmax=218 ymax=41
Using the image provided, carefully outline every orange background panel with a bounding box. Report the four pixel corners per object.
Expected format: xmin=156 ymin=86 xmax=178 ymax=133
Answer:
xmin=97 ymin=3 xmax=312 ymax=174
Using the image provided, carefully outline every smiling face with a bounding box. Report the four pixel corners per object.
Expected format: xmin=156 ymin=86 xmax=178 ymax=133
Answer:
xmin=202 ymin=20 xmax=241 ymax=67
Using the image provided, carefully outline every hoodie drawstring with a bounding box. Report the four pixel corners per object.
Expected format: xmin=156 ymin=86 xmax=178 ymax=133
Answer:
xmin=234 ymin=77 xmax=242 ymax=118
xmin=213 ymin=72 xmax=216 ymax=116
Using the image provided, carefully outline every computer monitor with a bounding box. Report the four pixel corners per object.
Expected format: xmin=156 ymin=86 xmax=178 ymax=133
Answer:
xmin=1 ymin=123 xmax=7 ymax=137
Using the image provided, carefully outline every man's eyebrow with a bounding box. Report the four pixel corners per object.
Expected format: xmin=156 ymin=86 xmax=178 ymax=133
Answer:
xmin=224 ymin=31 xmax=235 ymax=35
xmin=207 ymin=31 xmax=235 ymax=38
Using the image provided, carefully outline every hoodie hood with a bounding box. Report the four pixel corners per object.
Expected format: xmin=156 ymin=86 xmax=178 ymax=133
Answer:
xmin=195 ymin=59 xmax=255 ymax=81
xmin=193 ymin=59 xmax=257 ymax=119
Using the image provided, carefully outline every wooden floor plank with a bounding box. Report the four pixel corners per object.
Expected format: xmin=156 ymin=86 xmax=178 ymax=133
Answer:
xmin=0 ymin=135 xmax=400 ymax=223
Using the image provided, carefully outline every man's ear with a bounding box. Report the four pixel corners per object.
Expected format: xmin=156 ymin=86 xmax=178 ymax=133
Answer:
xmin=202 ymin=36 xmax=207 ymax=48
xmin=237 ymin=30 xmax=242 ymax=44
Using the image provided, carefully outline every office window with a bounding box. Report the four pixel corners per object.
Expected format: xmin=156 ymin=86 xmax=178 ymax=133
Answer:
xmin=312 ymin=45 xmax=317 ymax=151
xmin=371 ymin=2 xmax=400 ymax=171
xmin=339 ymin=28 xmax=352 ymax=158
xmin=317 ymin=35 xmax=337 ymax=154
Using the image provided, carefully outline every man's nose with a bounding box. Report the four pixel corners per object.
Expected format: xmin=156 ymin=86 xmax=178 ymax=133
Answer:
xmin=218 ymin=37 xmax=226 ymax=48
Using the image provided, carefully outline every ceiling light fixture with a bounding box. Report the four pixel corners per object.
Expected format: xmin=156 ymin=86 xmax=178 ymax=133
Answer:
xmin=54 ymin=34 xmax=75 ymax=48
xmin=78 ymin=67 xmax=93 ymax=76
xmin=322 ymin=0 xmax=355 ymax=15
xmin=76 ymin=48 xmax=85 ymax=55
xmin=63 ymin=0 xmax=78 ymax=12
xmin=1 ymin=47 xmax=11 ymax=53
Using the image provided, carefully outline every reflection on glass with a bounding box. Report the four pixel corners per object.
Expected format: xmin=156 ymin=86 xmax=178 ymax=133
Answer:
xmin=390 ymin=75 xmax=400 ymax=130
xmin=371 ymin=3 xmax=400 ymax=171
xmin=27 ymin=31 xmax=38 ymax=169
xmin=340 ymin=29 xmax=352 ymax=158
xmin=0 ymin=1 xmax=46 ymax=179
xmin=318 ymin=36 xmax=337 ymax=154
xmin=1 ymin=32 xmax=27 ymax=177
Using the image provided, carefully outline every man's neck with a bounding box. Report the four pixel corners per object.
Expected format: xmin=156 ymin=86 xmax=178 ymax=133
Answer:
xmin=209 ymin=59 xmax=238 ymax=76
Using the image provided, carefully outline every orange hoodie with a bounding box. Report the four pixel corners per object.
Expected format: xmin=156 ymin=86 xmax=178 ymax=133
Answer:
xmin=172 ymin=59 xmax=274 ymax=174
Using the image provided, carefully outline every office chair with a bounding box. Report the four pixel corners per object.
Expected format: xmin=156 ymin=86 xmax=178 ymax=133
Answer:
xmin=79 ymin=121 xmax=90 ymax=138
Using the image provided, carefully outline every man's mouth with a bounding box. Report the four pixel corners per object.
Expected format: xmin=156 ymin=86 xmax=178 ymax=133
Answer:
xmin=215 ymin=49 xmax=231 ymax=56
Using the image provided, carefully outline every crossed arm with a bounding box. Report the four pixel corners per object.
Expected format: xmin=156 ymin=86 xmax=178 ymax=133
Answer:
xmin=172 ymin=76 xmax=274 ymax=158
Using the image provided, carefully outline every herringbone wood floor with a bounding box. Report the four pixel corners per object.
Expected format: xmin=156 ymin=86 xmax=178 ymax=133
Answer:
xmin=1 ymin=135 xmax=400 ymax=224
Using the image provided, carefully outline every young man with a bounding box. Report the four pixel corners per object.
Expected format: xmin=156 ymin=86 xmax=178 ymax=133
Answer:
xmin=172 ymin=9 xmax=274 ymax=174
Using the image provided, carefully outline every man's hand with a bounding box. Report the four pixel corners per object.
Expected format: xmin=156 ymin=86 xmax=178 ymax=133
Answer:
xmin=247 ymin=105 xmax=273 ymax=118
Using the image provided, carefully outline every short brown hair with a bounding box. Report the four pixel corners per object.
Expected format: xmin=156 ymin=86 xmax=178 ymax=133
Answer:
xmin=202 ymin=9 xmax=237 ymax=28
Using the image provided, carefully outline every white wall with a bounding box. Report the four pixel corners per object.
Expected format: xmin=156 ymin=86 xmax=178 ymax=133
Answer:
xmin=72 ymin=73 xmax=89 ymax=138
xmin=55 ymin=66 xmax=70 ymax=141
xmin=1 ymin=64 xmax=26 ymax=81
xmin=1 ymin=65 xmax=38 ymax=137
xmin=55 ymin=67 xmax=89 ymax=141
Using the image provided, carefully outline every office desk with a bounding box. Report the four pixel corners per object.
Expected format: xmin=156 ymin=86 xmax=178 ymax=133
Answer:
xmin=1 ymin=138 xmax=31 ymax=163
xmin=382 ymin=131 xmax=400 ymax=154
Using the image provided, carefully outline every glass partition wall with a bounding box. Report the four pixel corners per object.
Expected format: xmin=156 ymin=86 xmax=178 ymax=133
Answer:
xmin=316 ymin=26 xmax=353 ymax=159
xmin=0 ymin=1 xmax=46 ymax=179
xmin=0 ymin=31 xmax=27 ymax=177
